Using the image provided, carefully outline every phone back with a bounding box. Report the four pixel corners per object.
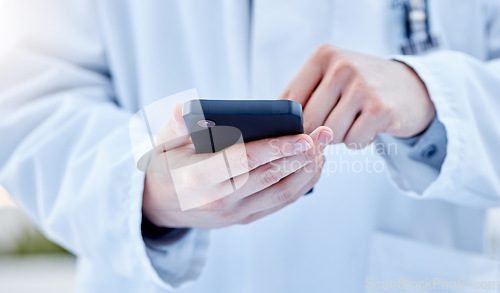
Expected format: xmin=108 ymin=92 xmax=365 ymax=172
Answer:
xmin=182 ymin=100 xmax=304 ymax=154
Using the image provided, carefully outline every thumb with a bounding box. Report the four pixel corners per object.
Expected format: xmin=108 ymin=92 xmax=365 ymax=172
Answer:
xmin=156 ymin=103 xmax=191 ymax=152
xmin=309 ymin=126 xmax=334 ymax=152
xmin=140 ymin=104 xmax=190 ymax=173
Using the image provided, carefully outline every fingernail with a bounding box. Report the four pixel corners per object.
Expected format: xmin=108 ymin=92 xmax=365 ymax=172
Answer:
xmin=294 ymin=139 xmax=312 ymax=153
xmin=319 ymin=131 xmax=333 ymax=147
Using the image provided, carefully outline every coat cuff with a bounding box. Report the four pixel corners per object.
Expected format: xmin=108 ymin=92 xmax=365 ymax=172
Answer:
xmin=376 ymin=53 xmax=462 ymax=198
xmin=405 ymin=117 xmax=447 ymax=171
xmin=143 ymin=228 xmax=210 ymax=289
xmin=126 ymin=170 xmax=209 ymax=290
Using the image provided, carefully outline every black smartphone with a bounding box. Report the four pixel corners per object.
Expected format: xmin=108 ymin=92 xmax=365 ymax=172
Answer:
xmin=182 ymin=99 xmax=304 ymax=153
xmin=182 ymin=99 xmax=313 ymax=195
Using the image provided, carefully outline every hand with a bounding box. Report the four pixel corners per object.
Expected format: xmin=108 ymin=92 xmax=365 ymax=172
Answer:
xmin=142 ymin=104 xmax=334 ymax=229
xmin=280 ymin=44 xmax=436 ymax=148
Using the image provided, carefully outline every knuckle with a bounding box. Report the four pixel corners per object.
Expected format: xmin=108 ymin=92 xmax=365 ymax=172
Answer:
xmin=386 ymin=116 xmax=402 ymax=133
xmin=349 ymin=78 xmax=372 ymax=101
xmin=354 ymin=79 xmax=379 ymax=102
xmin=240 ymin=151 xmax=252 ymax=170
xmin=332 ymin=57 xmax=357 ymax=77
xmin=279 ymin=89 xmax=294 ymax=101
xmin=276 ymin=141 xmax=288 ymax=157
xmin=311 ymin=43 xmax=335 ymax=65
xmin=238 ymin=215 xmax=257 ymax=225
xmin=266 ymin=138 xmax=290 ymax=158
xmin=303 ymin=150 xmax=314 ymax=162
xmin=352 ymin=77 xmax=368 ymax=91
xmin=302 ymin=162 xmax=316 ymax=175
xmin=315 ymin=43 xmax=335 ymax=57
xmin=365 ymin=98 xmax=388 ymax=116
xmin=275 ymin=188 xmax=294 ymax=205
xmin=261 ymin=165 xmax=281 ymax=186
xmin=219 ymin=209 xmax=239 ymax=221
xmin=322 ymin=69 xmax=340 ymax=88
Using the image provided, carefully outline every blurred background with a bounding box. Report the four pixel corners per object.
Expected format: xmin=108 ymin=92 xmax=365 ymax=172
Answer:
xmin=0 ymin=185 xmax=76 ymax=293
xmin=0 ymin=0 xmax=75 ymax=291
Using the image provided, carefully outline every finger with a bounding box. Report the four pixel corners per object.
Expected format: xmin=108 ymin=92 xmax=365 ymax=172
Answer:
xmin=235 ymin=152 xmax=325 ymax=216
xmin=156 ymin=103 xmax=191 ymax=151
xmin=221 ymin=134 xmax=314 ymax=178
xmin=225 ymin=150 xmax=315 ymax=202
xmin=301 ymin=68 xmax=351 ymax=134
xmin=279 ymin=54 xmax=325 ymax=106
xmin=309 ymin=126 xmax=334 ymax=151
xmin=220 ymin=127 xmax=331 ymax=203
xmin=343 ymin=111 xmax=387 ymax=149
xmin=239 ymin=172 xmax=321 ymax=225
xmin=176 ymin=133 xmax=314 ymax=187
xmin=323 ymin=87 xmax=363 ymax=144
xmin=143 ymin=103 xmax=192 ymax=173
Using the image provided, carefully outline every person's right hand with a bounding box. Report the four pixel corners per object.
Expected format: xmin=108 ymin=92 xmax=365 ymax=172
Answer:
xmin=142 ymin=103 xmax=333 ymax=229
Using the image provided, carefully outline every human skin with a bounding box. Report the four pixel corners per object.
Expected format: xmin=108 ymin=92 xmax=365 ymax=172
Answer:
xmin=280 ymin=44 xmax=436 ymax=149
xmin=143 ymin=104 xmax=334 ymax=229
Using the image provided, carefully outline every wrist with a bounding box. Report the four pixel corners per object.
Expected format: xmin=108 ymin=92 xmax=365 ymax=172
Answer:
xmin=390 ymin=60 xmax=436 ymax=137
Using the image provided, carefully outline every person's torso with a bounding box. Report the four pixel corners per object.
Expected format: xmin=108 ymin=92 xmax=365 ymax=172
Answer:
xmin=80 ymin=1 xmax=495 ymax=292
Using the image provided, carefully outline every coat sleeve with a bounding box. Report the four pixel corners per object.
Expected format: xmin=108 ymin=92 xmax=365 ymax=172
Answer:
xmin=0 ymin=0 xmax=208 ymax=289
xmin=379 ymin=1 xmax=500 ymax=208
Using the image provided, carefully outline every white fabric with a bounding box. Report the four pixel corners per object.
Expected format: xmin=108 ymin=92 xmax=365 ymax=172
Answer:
xmin=0 ymin=0 xmax=499 ymax=292
xmin=388 ymin=51 xmax=500 ymax=207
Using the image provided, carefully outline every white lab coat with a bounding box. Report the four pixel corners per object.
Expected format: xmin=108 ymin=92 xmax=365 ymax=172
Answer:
xmin=1 ymin=0 xmax=500 ymax=292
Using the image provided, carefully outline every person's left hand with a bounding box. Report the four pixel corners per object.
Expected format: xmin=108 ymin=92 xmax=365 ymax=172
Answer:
xmin=280 ymin=44 xmax=436 ymax=149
